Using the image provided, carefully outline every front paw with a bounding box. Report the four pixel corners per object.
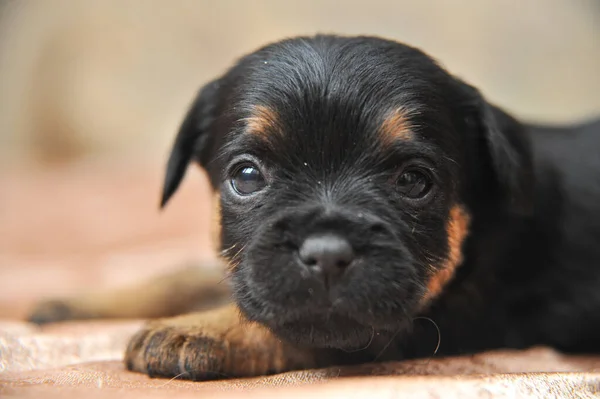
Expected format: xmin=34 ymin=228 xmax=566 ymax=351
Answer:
xmin=124 ymin=308 xmax=315 ymax=380
xmin=125 ymin=323 xmax=234 ymax=380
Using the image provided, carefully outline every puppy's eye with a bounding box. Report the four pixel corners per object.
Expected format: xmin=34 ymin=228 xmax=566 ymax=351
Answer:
xmin=396 ymin=168 xmax=432 ymax=199
xmin=230 ymin=163 xmax=266 ymax=195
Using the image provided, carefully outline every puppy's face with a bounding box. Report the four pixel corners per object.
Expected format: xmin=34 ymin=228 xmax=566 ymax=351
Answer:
xmin=162 ymin=36 xmax=532 ymax=349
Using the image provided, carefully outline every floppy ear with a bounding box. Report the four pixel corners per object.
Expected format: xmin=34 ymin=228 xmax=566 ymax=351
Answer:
xmin=160 ymin=79 xmax=222 ymax=208
xmin=457 ymin=80 xmax=534 ymax=215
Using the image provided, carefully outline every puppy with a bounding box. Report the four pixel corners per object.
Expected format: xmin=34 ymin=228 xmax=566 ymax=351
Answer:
xmin=29 ymin=35 xmax=600 ymax=380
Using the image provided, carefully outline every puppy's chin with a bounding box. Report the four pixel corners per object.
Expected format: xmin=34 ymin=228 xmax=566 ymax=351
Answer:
xmin=267 ymin=315 xmax=407 ymax=350
xmin=234 ymin=279 xmax=416 ymax=350
xmin=272 ymin=316 xmax=375 ymax=349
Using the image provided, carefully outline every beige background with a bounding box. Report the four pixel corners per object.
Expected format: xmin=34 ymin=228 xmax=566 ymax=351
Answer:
xmin=0 ymin=0 xmax=599 ymax=167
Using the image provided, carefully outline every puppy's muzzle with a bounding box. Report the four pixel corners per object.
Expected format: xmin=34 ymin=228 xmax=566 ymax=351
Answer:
xmin=266 ymin=204 xmax=396 ymax=290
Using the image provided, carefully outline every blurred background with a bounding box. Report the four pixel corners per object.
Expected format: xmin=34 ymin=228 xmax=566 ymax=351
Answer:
xmin=0 ymin=0 xmax=599 ymax=319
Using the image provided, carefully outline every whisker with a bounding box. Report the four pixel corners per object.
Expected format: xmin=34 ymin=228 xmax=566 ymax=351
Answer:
xmin=217 ymin=273 xmax=233 ymax=285
xmin=230 ymin=244 xmax=247 ymax=262
xmin=442 ymin=155 xmax=459 ymax=166
xmin=157 ymin=371 xmax=190 ymax=387
xmin=340 ymin=325 xmax=375 ymax=353
xmin=220 ymin=244 xmax=238 ymax=256
xmin=412 ymin=316 xmax=441 ymax=363
xmin=373 ymin=326 xmax=402 ymax=362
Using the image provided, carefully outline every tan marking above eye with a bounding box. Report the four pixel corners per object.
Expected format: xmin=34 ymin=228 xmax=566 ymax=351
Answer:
xmin=244 ymin=105 xmax=279 ymax=138
xmin=420 ymin=204 xmax=471 ymax=307
xmin=379 ymin=107 xmax=414 ymax=145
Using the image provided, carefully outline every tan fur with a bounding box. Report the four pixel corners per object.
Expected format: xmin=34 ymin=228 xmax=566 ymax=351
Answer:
xmin=245 ymin=105 xmax=279 ymax=138
xmin=211 ymin=192 xmax=222 ymax=253
xmin=421 ymin=205 xmax=471 ymax=305
xmin=28 ymin=262 xmax=231 ymax=322
xmin=125 ymin=304 xmax=317 ymax=379
xmin=210 ymin=192 xmax=242 ymax=272
xmin=379 ymin=107 xmax=414 ymax=145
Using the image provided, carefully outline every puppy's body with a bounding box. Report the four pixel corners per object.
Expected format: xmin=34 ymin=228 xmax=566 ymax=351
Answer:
xmin=494 ymin=120 xmax=600 ymax=352
xmin=29 ymin=35 xmax=600 ymax=379
xmin=406 ymin=118 xmax=600 ymax=359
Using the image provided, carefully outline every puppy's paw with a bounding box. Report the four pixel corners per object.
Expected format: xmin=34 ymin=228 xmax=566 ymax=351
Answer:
xmin=124 ymin=323 xmax=236 ymax=380
xmin=124 ymin=305 xmax=315 ymax=380
xmin=27 ymin=299 xmax=95 ymax=325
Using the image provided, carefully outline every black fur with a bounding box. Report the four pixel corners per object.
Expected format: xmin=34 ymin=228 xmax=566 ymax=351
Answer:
xmin=162 ymin=35 xmax=600 ymax=363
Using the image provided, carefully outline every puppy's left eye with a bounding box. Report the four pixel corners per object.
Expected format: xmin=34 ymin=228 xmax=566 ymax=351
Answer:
xmin=230 ymin=163 xmax=266 ymax=195
xmin=396 ymin=168 xmax=432 ymax=199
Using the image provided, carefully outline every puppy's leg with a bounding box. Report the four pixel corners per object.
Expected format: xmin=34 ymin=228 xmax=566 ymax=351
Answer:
xmin=125 ymin=304 xmax=317 ymax=380
xmin=27 ymin=260 xmax=230 ymax=324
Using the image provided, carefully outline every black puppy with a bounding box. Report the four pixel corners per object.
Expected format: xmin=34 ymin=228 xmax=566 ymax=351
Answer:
xmin=31 ymin=35 xmax=600 ymax=380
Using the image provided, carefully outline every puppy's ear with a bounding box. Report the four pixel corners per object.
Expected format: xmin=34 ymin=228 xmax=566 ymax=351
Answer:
xmin=161 ymin=79 xmax=222 ymax=208
xmin=457 ymin=80 xmax=534 ymax=215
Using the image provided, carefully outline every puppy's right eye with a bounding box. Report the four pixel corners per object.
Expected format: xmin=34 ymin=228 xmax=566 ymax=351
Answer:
xmin=396 ymin=168 xmax=433 ymax=200
xmin=230 ymin=163 xmax=266 ymax=196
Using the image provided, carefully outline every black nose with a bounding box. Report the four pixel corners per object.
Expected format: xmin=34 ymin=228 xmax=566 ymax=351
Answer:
xmin=298 ymin=234 xmax=354 ymax=286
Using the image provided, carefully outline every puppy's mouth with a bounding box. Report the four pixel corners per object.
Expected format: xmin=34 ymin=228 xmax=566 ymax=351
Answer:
xmin=236 ymin=281 xmax=414 ymax=349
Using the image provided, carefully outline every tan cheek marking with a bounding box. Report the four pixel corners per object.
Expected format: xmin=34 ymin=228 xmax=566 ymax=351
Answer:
xmin=380 ymin=107 xmax=414 ymax=145
xmin=245 ymin=105 xmax=279 ymax=138
xmin=421 ymin=205 xmax=471 ymax=305
xmin=212 ymin=192 xmax=244 ymax=272
xmin=211 ymin=192 xmax=222 ymax=253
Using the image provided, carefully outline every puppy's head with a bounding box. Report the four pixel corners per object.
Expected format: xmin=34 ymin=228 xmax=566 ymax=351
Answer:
xmin=162 ymin=35 xmax=533 ymax=349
